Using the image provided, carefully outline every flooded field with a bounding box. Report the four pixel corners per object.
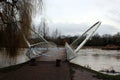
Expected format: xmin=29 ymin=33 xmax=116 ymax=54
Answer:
xmin=0 ymin=48 xmax=62 ymax=68
xmin=71 ymin=48 xmax=120 ymax=75
xmin=0 ymin=49 xmax=29 ymax=68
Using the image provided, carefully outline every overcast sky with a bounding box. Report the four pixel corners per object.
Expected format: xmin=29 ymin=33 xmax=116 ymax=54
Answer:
xmin=33 ymin=0 xmax=120 ymax=36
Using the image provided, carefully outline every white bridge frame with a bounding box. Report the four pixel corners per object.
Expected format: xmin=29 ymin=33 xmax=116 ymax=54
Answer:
xmin=65 ymin=21 xmax=101 ymax=60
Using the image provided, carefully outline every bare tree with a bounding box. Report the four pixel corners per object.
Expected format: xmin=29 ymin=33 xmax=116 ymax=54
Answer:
xmin=52 ymin=29 xmax=61 ymax=39
xmin=38 ymin=18 xmax=49 ymax=39
xmin=0 ymin=0 xmax=21 ymax=57
xmin=0 ymin=0 xmax=43 ymax=58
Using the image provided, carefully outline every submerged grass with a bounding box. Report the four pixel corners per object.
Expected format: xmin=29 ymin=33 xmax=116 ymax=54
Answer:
xmin=70 ymin=63 xmax=120 ymax=80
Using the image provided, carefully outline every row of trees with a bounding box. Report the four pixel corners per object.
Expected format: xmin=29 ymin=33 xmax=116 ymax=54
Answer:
xmin=86 ymin=33 xmax=120 ymax=46
xmin=53 ymin=32 xmax=120 ymax=47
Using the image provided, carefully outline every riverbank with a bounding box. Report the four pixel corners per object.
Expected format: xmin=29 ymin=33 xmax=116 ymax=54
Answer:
xmin=0 ymin=61 xmax=28 ymax=73
xmin=0 ymin=48 xmax=71 ymax=80
xmin=1 ymin=61 xmax=120 ymax=80
xmin=0 ymin=61 xmax=71 ymax=80
xmin=70 ymin=63 xmax=120 ymax=80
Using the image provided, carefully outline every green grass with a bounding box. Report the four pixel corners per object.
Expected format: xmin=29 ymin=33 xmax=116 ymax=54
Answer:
xmin=70 ymin=63 xmax=120 ymax=80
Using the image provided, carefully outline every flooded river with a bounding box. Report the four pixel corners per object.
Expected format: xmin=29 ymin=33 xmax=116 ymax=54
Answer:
xmin=1 ymin=48 xmax=120 ymax=75
xmin=71 ymin=48 xmax=120 ymax=75
xmin=0 ymin=48 xmax=60 ymax=68
xmin=0 ymin=49 xmax=29 ymax=68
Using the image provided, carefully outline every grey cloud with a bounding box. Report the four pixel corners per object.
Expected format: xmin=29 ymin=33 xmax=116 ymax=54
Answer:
xmin=97 ymin=24 xmax=119 ymax=35
xmin=49 ymin=23 xmax=89 ymax=35
xmin=49 ymin=23 xmax=119 ymax=36
xmin=106 ymin=10 xmax=120 ymax=23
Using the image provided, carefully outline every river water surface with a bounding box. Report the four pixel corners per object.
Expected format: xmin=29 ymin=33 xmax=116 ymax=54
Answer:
xmin=0 ymin=49 xmax=29 ymax=68
xmin=71 ymin=48 xmax=120 ymax=75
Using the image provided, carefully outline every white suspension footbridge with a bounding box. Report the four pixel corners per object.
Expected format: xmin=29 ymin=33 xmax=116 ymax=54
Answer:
xmin=65 ymin=21 xmax=101 ymax=60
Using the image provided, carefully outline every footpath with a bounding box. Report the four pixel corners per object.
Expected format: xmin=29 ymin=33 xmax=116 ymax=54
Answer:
xmin=0 ymin=48 xmax=71 ymax=80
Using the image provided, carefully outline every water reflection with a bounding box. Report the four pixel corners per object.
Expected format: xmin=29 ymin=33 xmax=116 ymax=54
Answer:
xmin=71 ymin=49 xmax=120 ymax=75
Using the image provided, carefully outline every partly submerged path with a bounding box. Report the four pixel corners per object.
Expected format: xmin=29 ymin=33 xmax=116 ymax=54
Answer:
xmin=0 ymin=48 xmax=71 ymax=80
xmin=0 ymin=61 xmax=70 ymax=80
xmin=0 ymin=48 xmax=102 ymax=80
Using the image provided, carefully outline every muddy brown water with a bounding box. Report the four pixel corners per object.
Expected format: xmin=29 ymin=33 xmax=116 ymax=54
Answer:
xmin=71 ymin=48 xmax=120 ymax=75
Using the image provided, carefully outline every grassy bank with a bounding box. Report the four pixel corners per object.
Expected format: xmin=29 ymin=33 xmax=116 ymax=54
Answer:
xmin=70 ymin=63 xmax=120 ymax=80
